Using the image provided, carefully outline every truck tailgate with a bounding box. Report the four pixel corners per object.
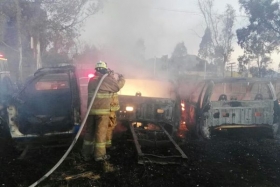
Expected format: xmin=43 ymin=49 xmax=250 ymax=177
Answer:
xmin=208 ymin=100 xmax=274 ymax=127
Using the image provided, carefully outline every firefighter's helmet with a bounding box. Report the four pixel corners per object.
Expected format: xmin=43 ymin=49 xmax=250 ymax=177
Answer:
xmin=95 ymin=61 xmax=108 ymax=74
xmin=95 ymin=61 xmax=107 ymax=69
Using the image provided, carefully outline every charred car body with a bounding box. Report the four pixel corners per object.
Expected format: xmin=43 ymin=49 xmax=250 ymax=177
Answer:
xmin=1 ymin=65 xmax=81 ymax=147
xmin=0 ymin=55 xmax=17 ymax=139
xmin=116 ymin=79 xmax=187 ymax=164
xmin=117 ymin=79 xmax=179 ymax=132
xmin=183 ymin=78 xmax=280 ymax=139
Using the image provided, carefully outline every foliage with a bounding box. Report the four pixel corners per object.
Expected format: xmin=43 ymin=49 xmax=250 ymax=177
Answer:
xmin=41 ymin=51 xmax=71 ymax=67
xmin=237 ymin=0 xmax=279 ymax=77
xmin=238 ymin=0 xmax=280 ymax=50
xmin=171 ymin=42 xmax=188 ymax=59
xmin=249 ymin=66 xmax=276 ymax=78
xmin=0 ymin=0 xmax=102 ymax=80
xmin=217 ymin=4 xmax=235 ymax=68
xmin=198 ymin=0 xmax=235 ymax=74
xmin=169 ymin=42 xmax=188 ymax=73
xmin=198 ymin=27 xmax=214 ymax=63
xmin=41 ymin=0 xmax=103 ymax=55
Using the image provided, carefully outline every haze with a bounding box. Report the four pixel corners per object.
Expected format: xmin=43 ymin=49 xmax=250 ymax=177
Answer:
xmin=80 ymin=0 xmax=280 ymax=71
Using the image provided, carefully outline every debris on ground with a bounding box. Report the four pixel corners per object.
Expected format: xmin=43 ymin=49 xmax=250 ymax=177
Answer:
xmin=1 ymin=129 xmax=280 ymax=187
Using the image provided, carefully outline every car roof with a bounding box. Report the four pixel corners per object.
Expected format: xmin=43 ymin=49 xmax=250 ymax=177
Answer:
xmin=34 ymin=65 xmax=75 ymax=77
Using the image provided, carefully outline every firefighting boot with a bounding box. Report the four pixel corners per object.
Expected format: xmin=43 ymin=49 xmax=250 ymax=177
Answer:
xmin=95 ymin=154 xmax=110 ymax=162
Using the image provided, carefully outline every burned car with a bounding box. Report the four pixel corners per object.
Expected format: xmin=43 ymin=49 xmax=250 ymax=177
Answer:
xmin=117 ymin=79 xmax=179 ymax=132
xmin=183 ymin=78 xmax=279 ymax=139
xmin=116 ymin=79 xmax=187 ymax=164
xmin=2 ymin=65 xmax=81 ymax=147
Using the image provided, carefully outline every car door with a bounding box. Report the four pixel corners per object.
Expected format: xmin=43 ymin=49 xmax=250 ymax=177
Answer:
xmin=11 ymin=65 xmax=81 ymax=136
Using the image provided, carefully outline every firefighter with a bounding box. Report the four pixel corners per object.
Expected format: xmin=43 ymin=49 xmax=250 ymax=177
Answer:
xmin=106 ymin=72 xmax=125 ymax=150
xmin=82 ymin=61 xmax=125 ymax=162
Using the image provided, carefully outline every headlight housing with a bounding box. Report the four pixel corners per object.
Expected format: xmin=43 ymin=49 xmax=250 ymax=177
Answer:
xmin=126 ymin=106 xmax=134 ymax=112
xmin=157 ymin=109 xmax=164 ymax=114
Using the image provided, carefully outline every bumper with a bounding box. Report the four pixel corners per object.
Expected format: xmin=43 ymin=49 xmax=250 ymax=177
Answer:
xmin=213 ymin=124 xmax=273 ymax=130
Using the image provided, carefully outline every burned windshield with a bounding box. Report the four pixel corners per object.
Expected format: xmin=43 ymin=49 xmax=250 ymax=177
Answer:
xmin=35 ymin=73 xmax=70 ymax=91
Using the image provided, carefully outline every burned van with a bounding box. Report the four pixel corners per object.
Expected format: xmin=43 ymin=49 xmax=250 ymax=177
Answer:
xmin=184 ymin=78 xmax=279 ymax=139
xmin=4 ymin=65 xmax=81 ymax=146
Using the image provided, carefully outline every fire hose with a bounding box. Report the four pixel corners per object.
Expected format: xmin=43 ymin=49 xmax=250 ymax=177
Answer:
xmin=29 ymin=73 xmax=108 ymax=187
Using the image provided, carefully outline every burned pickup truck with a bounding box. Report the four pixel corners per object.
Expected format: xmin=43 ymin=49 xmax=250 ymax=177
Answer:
xmin=2 ymin=65 xmax=81 ymax=148
xmin=183 ymin=78 xmax=280 ymax=139
xmin=116 ymin=79 xmax=187 ymax=164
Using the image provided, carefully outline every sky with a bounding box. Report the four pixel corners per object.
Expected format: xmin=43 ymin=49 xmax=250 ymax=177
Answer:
xmin=80 ymin=0 xmax=280 ymax=71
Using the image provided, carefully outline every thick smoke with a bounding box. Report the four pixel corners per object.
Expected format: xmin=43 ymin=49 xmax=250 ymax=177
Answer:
xmin=81 ymin=0 xmax=161 ymax=79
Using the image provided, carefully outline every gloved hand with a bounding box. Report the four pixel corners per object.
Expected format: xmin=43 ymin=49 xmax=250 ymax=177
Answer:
xmin=118 ymin=74 xmax=123 ymax=79
xmin=108 ymin=69 xmax=114 ymax=76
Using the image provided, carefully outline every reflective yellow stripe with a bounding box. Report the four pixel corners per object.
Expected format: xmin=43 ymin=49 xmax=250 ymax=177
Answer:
xmin=84 ymin=140 xmax=94 ymax=145
xmin=95 ymin=142 xmax=106 ymax=148
xmin=110 ymin=105 xmax=120 ymax=112
xmin=88 ymin=93 xmax=112 ymax=98
xmin=106 ymin=140 xmax=112 ymax=145
xmin=98 ymin=93 xmax=113 ymax=98
xmin=90 ymin=108 xmax=110 ymax=115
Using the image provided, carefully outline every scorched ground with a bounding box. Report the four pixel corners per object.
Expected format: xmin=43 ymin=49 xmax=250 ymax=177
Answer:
xmin=1 ymin=128 xmax=280 ymax=187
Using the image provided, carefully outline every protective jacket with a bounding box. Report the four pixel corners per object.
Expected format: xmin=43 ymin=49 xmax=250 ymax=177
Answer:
xmin=88 ymin=72 xmax=124 ymax=115
xmin=110 ymin=77 xmax=125 ymax=112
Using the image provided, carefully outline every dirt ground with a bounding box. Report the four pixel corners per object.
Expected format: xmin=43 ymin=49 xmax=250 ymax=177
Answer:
xmin=1 ymin=128 xmax=280 ymax=187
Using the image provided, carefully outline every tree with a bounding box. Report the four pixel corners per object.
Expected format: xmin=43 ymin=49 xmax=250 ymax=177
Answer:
xmin=198 ymin=0 xmax=236 ymax=76
xmin=170 ymin=42 xmax=188 ymax=60
xmin=237 ymin=0 xmax=280 ymax=77
xmin=0 ymin=0 xmax=102 ymax=81
xmin=249 ymin=66 xmax=275 ymax=78
xmin=198 ymin=27 xmax=214 ymax=77
xmin=169 ymin=42 xmax=188 ymax=74
xmin=218 ymin=5 xmax=235 ymax=71
xmin=198 ymin=27 xmax=214 ymax=63
xmin=238 ymin=0 xmax=280 ymax=47
xmin=237 ymin=37 xmax=273 ymax=77
xmin=38 ymin=0 xmax=103 ymax=58
xmin=14 ymin=0 xmax=23 ymax=80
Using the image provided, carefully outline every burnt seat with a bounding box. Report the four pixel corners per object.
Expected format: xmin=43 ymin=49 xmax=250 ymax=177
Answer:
xmin=218 ymin=94 xmax=227 ymax=101
xmin=254 ymin=93 xmax=263 ymax=100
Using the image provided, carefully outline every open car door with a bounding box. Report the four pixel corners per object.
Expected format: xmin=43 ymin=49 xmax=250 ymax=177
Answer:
xmin=9 ymin=65 xmax=81 ymax=139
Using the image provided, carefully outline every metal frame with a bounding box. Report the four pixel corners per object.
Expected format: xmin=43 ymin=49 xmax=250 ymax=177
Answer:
xmin=129 ymin=121 xmax=187 ymax=165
